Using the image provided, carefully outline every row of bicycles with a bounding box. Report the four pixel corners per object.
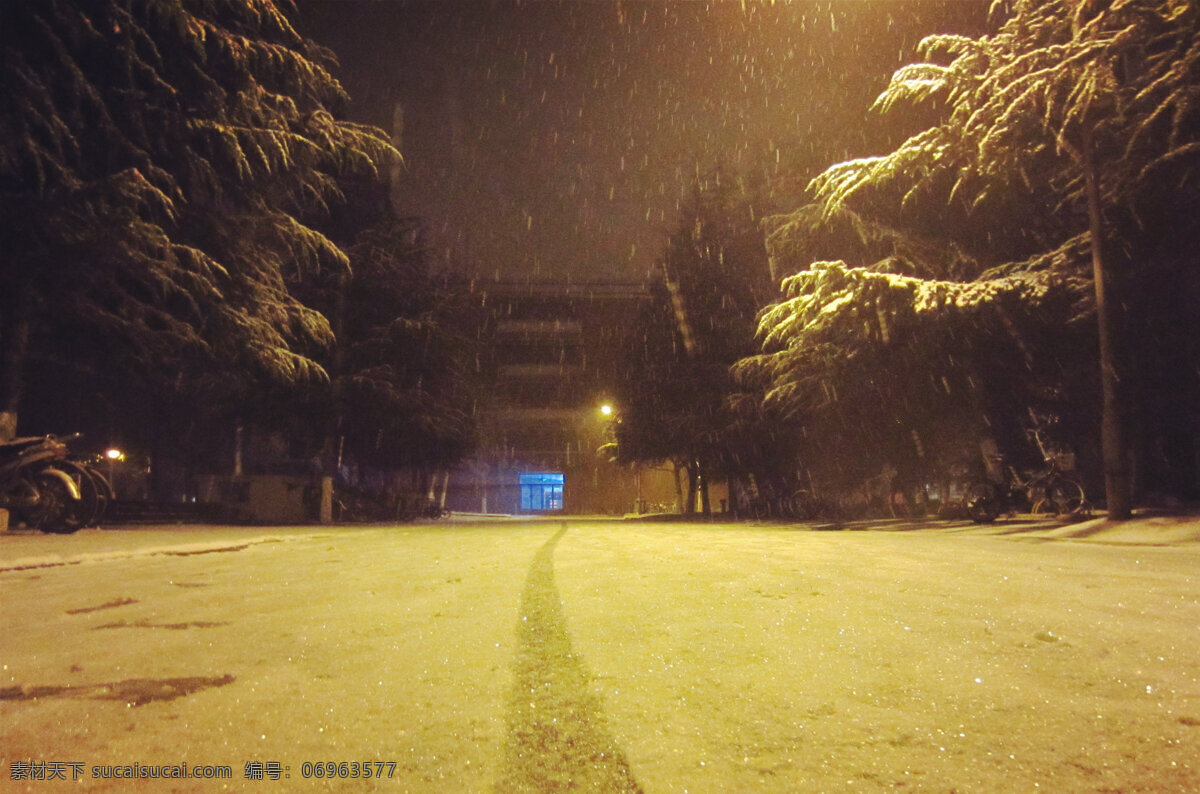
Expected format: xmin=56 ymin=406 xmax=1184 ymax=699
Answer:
xmin=962 ymin=458 xmax=1090 ymax=523
xmin=328 ymin=485 xmax=449 ymax=523
xmin=742 ymin=488 xmax=849 ymax=522
xmin=749 ymin=471 xmax=1090 ymax=525
xmin=0 ymin=434 xmax=113 ymax=533
xmin=961 ymin=427 xmax=1092 ymax=522
xmin=743 ymin=443 xmax=1091 ymax=525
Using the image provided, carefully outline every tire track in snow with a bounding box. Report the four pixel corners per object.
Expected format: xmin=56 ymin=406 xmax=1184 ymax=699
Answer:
xmin=497 ymin=524 xmax=642 ymax=793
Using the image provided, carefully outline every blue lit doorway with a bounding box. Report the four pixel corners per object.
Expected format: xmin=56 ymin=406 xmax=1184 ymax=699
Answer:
xmin=520 ymin=472 xmax=564 ymax=512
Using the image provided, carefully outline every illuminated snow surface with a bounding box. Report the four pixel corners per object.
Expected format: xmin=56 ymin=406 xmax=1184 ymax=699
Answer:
xmin=2 ymin=515 xmax=1198 ymax=792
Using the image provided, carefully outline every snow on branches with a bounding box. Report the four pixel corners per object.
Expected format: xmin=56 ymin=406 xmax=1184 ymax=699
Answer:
xmin=739 ymin=0 xmax=1199 ymax=510
xmin=753 ymin=259 xmax=1085 ymax=360
xmin=1 ymin=0 xmax=399 ymax=389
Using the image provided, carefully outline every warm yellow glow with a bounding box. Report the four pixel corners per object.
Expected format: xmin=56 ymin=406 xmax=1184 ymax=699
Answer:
xmin=105 ymin=448 xmax=125 ymax=461
xmin=600 ymin=404 xmax=614 ymax=416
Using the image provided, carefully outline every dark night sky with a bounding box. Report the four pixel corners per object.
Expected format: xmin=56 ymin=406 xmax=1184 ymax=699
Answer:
xmin=294 ymin=1 xmax=991 ymax=282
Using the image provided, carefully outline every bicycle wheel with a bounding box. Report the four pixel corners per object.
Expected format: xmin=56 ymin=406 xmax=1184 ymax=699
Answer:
xmin=85 ymin=465 xmax=115 ymax=523
xmin=24 ymin=468 xmax=83 ymax=533
xmin=964 ymin=482 xmax=1000 ymax=523
xmin=55 ymin=460 xmax=104 ymax=528
xmin=1040 ymin=478 xmax=1088 ymax=516
xmin=788 ymin=491 xmax=814 ymax=520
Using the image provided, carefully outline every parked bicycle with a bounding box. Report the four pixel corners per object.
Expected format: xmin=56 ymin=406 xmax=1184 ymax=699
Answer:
xmin=332 ymin=487 xmax=448 ymax=522
xmin=964 ymin=433 xmax=1089 ymax=523
xmin=784 ymin=489 xmax=846 ymax=522
xmin=0 ymin=433 xmax=112 ymax=532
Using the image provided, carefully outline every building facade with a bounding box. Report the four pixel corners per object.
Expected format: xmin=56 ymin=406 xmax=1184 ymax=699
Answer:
xmin=446 ymin=279 xmax=677 ymax=515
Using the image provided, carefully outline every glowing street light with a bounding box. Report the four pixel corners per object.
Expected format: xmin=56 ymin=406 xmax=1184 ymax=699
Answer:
xmin=105 ymin=448 xmax=125 ymax=499
xmin=599 ymin=403 xmax=614 ymax=417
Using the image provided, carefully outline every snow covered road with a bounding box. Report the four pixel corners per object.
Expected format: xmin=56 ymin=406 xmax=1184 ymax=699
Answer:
xmin=2 ymin=518 xmax=1198 ymax=792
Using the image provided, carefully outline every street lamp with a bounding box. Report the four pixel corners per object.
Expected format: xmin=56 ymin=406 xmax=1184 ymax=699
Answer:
xmin=595 ymin=402 xmax=619 ymax=459
xmin=105 ymin=448 xmax=124 ymax=498
xmin=596 ymin=402 xmax=642 ymax=513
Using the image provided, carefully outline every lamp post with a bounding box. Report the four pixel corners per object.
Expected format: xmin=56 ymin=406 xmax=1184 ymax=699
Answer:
xmin=105 ymin=448 xmax=124 ymax=499
xmin=597 ymin=403 xmax=617 ymax=452
xmin=597 ymin=402 xmax=640 ymax=514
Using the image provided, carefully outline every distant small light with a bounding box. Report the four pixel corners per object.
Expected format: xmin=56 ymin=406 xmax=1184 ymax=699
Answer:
xmin=105 ymin=448 xmax=124 ymax=461
xmin=600 ymin=404 xmax=613 ymax=416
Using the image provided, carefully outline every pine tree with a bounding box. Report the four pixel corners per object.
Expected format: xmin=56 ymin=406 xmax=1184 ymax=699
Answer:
xmin=333 ymin=217 xmax=476 ymax=476
xmin=616 ymin=169 xmax=773 ymax=513
xmin=744 ymin=0 xmax=1200 ymax=517
xmin=927 ymin=0 xmax=1200 ymax=517
xmin=0 ymin=0 xmax=398 ymax=438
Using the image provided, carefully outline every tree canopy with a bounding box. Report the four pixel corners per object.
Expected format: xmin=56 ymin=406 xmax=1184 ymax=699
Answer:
xmin=327 ymin=216 xmax=476 ymax=474
xmin=0 ymin=0 xmax=399 ymax=438
xmin=615 ymin=169 xmax=774 ymax=512
xmin=738 ymin=0 xmax=1200 ymax=512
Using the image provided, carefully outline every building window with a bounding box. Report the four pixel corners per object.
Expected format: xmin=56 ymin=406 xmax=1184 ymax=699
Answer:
xmin=520 ymin=472 xmax=564 ymax=512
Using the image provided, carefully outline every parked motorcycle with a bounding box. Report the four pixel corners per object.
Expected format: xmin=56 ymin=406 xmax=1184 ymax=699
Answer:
xmin=0 ymin=434 xmax=111 ymax=533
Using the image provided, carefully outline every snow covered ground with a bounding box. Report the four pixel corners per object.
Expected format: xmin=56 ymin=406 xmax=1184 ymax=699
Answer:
xmin=2 ymin=514 xmax=1197 ymax=792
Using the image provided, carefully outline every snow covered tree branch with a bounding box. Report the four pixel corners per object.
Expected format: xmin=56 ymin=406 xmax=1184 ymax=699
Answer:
xmin=0 ymin=0 xmax=400 ymax=435
xmin=741 ymin=0 xmax=1200 ymax=515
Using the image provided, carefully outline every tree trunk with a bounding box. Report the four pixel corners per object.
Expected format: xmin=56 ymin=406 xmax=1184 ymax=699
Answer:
xmin=233 ymin=422 xmax=245 ymax=476
xmin=320 ymin=273 xmax=348 ymax=524
xmin=1083 ymin=132 xmax=1132 ymax=520
xmin=0 ymin=283 xmax=33 ymax=441
xmin=684 ymin=463 xmax=698 ymax=514
xmin=437 ymin=470 xmax=450 ymax=510
xmin=672 ymin=462 xmax=686 ymax=512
